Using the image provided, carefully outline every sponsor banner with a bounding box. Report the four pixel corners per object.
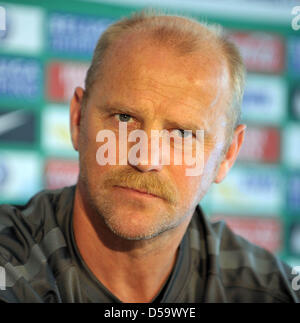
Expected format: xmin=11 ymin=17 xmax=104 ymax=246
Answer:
xmin=48 ymin=12 xmax=113 ymax=56
xmin=0 ymin=56 xmax=42 ymax=101
xmin=238 ymin=126 xmax=280 ymax=163
xmin=283 ymin=123 xmax=300 ymax=169
xmin=288 ymin=37 xmax=300 ymax=76
xmin=241 ymin=74 xmax=287 ymax=124
xmin=45 ymin=159 xmax=79 ymax=190
xmin=0 ymin=150 xmax=42 ymax=203
xmin=289 ymin=222 xmax=300 ymax=256
xmin=208 ymin=166 xmax=284 ymax=214
xmin=46 ymin=61 xmax=89 ymax=102
xmin=0 ymin=4 xmax=44 ymax=54
xmin=41 ymin=105 xmax=77 ymax=157
xmin=227 ymin=31 xmax=284 ymax=73
xmin=211 ymin=215 xmax=282 ymax=253
xmin=287 ymin=173 xmax=300 ymax=212
xmin=0 ymin=108 xmax=37 ymax=144
xmin=291 ymin=87 xmax=300 ymax=120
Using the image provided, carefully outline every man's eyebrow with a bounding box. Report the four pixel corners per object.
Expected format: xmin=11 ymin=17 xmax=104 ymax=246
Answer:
xmin=97 ymin=103 xmax=209 ymax=133
xmin=164 ymin=118 xmax=207 ymax=133
xmin=96 ymin=103 xmax=147 ymax=116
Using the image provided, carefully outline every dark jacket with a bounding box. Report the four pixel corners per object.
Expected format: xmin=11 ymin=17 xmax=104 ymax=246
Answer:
xmin=0 ymin=186 xmax=299 ymax=303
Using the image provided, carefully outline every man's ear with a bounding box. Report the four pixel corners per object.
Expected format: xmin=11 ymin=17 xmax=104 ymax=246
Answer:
xmin=70 ymin=87 xmax=85 ymax=151
xmin=214 ymin=124 xmax=246 ymax=183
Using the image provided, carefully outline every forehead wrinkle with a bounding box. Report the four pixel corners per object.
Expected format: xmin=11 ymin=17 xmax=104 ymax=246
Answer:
xmin=110 ymin=75 xmax=218 ymax=134
xmin=104 ymin=40 xmax=226 ymax=113
xmin=130 ymin=76 xmax=208 ymax=115
xmin=139 ymin=89 xmax=209 ymax=130
xmin=139 ymin=72 xmax=187 ymax=91
xmin=99 ymin=35 xmax=229 ymax=137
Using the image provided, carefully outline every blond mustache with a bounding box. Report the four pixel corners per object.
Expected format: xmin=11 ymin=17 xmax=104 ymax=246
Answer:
xmin=102 ymin=168 xmax=178 ymax=204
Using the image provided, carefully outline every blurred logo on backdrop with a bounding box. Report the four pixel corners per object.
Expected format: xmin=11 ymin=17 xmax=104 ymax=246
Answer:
xmin=283 ymin=123 xmax=300 ymax=169
xmin=0 ymin=162 xmax=8 ymax=186
xmin=287 ymin=174 xmax=300 ymax=213
xmin=46 ymin=61 xmax=89 ymax=102
xmin=238 ymin=126 xmax=280 ymax=163
xmin=0 ymin=109 xmax=37 ymax=144
xmin=45 ymin=159 xmax=79 ymax=190
xmin=227 ymin=31 xmax=285 ymax=73
xmin=292 ymin=87 xmax=300 ymax=120
xmin=211 ymin=215 xmax=282 ymax=253
xmin=0 ymin=56 xmax=42 ymax=101
xmin=0 ymin=4 xmax=43 ymax=53
xmin=209 ymin=166 xmax=284 ymax=214
xmin=41 ymin=105 xmax=77 ymax=158
xmin=241 ymin=75 xmax=287 ymax=124
xmin=0 ymin=5 xmax=7 ymax=39
xmin=288 ymin=37 xmax=300 ymax=76
xmin=48 ymin=12 xmax=114 ymax=56
xmin=0 ymin=151 xmax=42 ymax=203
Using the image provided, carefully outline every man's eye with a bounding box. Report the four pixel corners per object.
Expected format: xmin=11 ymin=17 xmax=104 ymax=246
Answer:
xmin=174 ymin=129 xmax=193 ymax=138
xmin=115 ymin=113 xmax=133 ymax=123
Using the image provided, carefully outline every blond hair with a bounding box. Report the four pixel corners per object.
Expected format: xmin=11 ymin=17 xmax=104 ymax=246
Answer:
xmin=84 ymin=11 xmax=246 ymax=137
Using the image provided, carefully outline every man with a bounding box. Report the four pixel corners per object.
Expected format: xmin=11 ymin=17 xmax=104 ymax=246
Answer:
xmin=0 ymin=11 xmax=299 ymax=303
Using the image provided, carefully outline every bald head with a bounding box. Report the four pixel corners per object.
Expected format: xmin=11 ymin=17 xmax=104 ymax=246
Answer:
xmin=83 ymin=11 xmax=245 ymax=142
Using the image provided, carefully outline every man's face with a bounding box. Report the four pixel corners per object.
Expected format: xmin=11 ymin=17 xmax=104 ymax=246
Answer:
xmin=76 ymin=34 xmax=231 ymax=240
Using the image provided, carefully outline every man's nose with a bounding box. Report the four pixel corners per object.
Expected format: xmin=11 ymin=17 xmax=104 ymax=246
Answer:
xmin=128 ymin=130 xmax=163 ymax=173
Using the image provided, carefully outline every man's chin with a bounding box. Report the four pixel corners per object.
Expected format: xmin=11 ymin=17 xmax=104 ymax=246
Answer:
xmin=102 ymin=211 xmax=177 ymax=241
xmin=107 ymin=228 xmax=160 ymax=241
xmin=83 ymin=185 xmax=180 ymax=240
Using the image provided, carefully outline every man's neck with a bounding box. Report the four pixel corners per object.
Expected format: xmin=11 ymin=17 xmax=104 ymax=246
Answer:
xmin=72 ymin=186 xmax=192 ymax=303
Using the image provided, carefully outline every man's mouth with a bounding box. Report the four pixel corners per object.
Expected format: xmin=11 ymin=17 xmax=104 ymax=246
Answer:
xmin=114 ymin=185 xmax=162 ymax=199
